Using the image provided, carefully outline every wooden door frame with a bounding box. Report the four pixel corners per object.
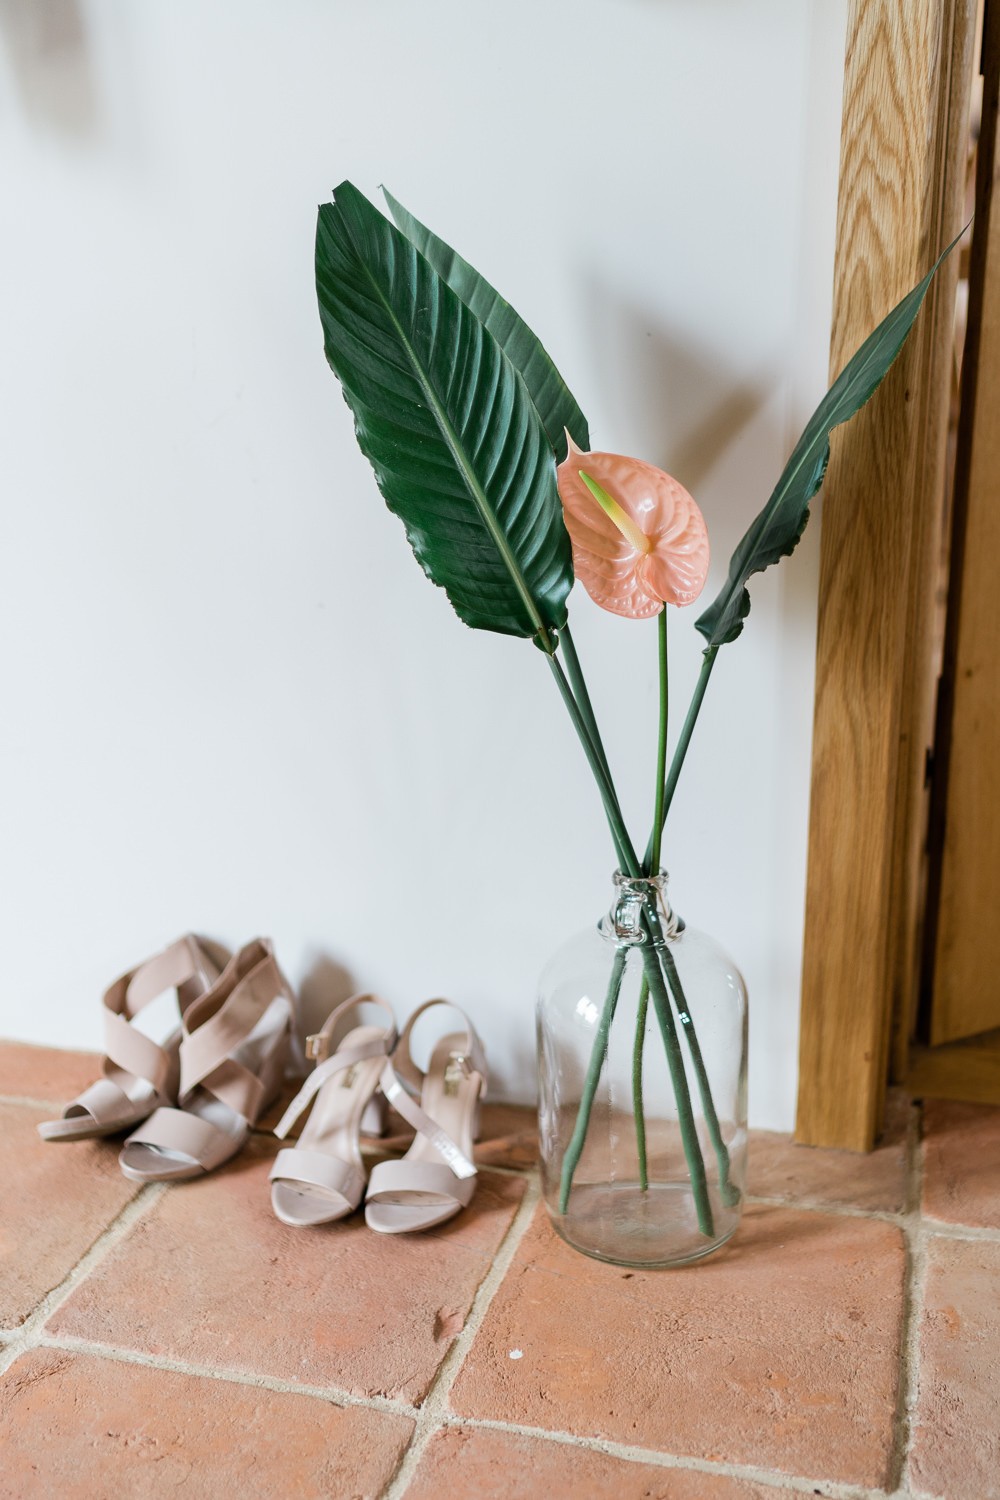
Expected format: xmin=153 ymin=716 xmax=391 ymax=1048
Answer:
xmin=795 ymin=0 xmax=978 ymax=1151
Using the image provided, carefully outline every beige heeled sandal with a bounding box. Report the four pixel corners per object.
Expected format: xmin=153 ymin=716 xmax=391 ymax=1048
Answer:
xmin=118 ymin=938 xmax=294 ymax=1183
xmin=268 ymin=994 xmax=397 ymax=1227
xmin=38 ymin=935 xmax=226 ymax=1143
xmin=365 ymin=999 xmax=487 ymax=1235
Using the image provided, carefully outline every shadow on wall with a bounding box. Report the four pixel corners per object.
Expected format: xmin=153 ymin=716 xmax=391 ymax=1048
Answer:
xmin=579 ymin=270 xmax=774 ymax=503
xmin=0 ymin=0 xmax=99 ymax=137
xmin=295 ymin=950 xmax=360 ymax=1045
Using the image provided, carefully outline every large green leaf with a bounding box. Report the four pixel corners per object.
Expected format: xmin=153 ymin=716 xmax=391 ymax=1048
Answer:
xmin=316 ymin=182 xmax=573 ymax=650
xmin=696 ymin=234 xmax=962 ymax=648
xmin=383 ymin=188 xmax=589 ymax=462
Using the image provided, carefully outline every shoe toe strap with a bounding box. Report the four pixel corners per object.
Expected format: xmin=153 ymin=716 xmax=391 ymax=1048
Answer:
xmin=269 ymin=1148 xmax=365 ymax=1210
xmin=123 ymin=1107 xmax=236 ymax=1172
xmin=366 ymin=1158 xmax=477 ymax=1208
xmin=63 ymin=1077 xmax=137 ymax=1127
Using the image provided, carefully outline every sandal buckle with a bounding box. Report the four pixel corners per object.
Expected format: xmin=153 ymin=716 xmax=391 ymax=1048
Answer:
xmin=444 ymin=1053 xmax=470 ymax=1096
xmin=305 ymin=1033 xmax=329 ymax=1062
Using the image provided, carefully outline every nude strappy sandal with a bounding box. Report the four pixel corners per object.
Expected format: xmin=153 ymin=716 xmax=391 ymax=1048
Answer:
xmin=268 ymin=994 xmax=397 ymax=1227
xmin=38 ymin=935 xmax=226 ymax=1143
xmin=365 ymin=1000 xmax=487 ymax=1235
xmin=118 ymin=938 xmax=294 ymax=1183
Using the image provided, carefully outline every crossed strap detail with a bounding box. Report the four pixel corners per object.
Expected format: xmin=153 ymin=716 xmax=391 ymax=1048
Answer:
xmin=378 ymin=1060 xmax=478 ymax=1182
xmin=41 ymin=937 xmax=222 ymax=1139
xmin=103 ymin=936 xmax=220 ymax=1099
xmin=123 ymin=940 xmax=293 ymax=1173
xmin=371 ymin=999 xmax=487 ymax=1192
xmin=178 ymin=942 xmax=290 ymax=1122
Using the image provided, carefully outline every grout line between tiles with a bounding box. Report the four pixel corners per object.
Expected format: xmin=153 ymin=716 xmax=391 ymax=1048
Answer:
xmin=745 ymin=1190 xmax=1000 ymax=1243
xmin=31 ymin=1332 xmax=419 ymax=1422
xmin=0 ymin=1183 xmax=165 ymax=1379
xmin=24 ymin=1330 xmax=895 ymax=1500
xmin=380 ymin=1174 xmax=542 ymax=1499
xmin=893 ymin=1106 xmax=931 ymax=1498
xmin=0 ymin=1094 xmax=78 ymax=1111
xmin=882 ymin=1098 xmax=925 ymax=1497
xmin=431 ymin=1414 xmax=886 ymax=1499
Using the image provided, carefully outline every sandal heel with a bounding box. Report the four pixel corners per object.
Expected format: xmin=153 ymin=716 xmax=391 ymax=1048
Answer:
xmin=361 ymin=1091 xmax=387 ymax=1138
xmin=258 ymin=1027 xmax=292 ymax=1116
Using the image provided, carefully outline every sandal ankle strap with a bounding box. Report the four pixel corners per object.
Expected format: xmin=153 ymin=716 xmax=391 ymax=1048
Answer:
xmin=390 ymin=998 xmax=488 ymax=1102
xmin=273 ymin=994 xmax=396 ymax=1140
xmin=304 ymin=993 xmax=397 ymax=1063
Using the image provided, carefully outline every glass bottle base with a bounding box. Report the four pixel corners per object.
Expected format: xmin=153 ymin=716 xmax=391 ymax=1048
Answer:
xmin=545 ymin=1180 xmax=741 ymax=1268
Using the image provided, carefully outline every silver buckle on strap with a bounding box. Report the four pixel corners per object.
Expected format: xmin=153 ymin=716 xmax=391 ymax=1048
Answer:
xmin=305 ymin=1033 xmax=329 ymax=1062
xmin=444 ymin=1053 xmax=470 ymax=1097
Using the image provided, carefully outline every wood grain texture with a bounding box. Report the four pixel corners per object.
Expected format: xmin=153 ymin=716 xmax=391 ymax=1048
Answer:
xmin=796 ymin=0 xmax=976 ymax=1149
xmin=929 ymin=0 xmax=1000 ymax=1043
xmin=907 ymin=1030 xmax=1000 ymax=1103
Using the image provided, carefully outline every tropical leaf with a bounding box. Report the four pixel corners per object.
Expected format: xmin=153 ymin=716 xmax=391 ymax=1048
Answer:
xmin=383 ymin=188 xmax=589 ymax=461
xmin=316 ymin=182 xmax=573 ymax=650
xmin=695 ymin=232 xmax=963 ymax=648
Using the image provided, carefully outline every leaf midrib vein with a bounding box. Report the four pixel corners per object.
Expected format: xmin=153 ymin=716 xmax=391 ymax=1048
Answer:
xmin=349 ymin=235 xmax=550 ymax=642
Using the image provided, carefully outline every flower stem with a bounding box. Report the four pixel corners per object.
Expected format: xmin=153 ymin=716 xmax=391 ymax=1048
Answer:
xmin=546 ymin=652 xmax=641 ymax=877
xmin=648 ymin=609 xmax=669 ymax=876
xmin=545 ymin=646 xmax=713 ymax=1236
xmin=631 ymin=977 xmax=649 ymax=1190
xmin=658 ymin=943 xmax=740 ymax=1207
xmin=642 ymin=645 xmax=718 ymax=870
xmin=558 ymin=949 xmax=626 ymax=1214
xmin=639 ymin=916 xmax=714 ymax=1237
xmin=561 ymin=625 xmax=615 ymax=792
xmin=633 ymin=607 xmax=669 ymax=1189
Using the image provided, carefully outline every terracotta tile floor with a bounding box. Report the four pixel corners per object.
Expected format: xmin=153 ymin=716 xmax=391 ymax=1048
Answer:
xmin=2 ymin=1044 xmax=998 ymax=1500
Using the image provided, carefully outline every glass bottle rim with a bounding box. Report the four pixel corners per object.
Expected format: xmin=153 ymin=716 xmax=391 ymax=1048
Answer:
xmin=612 ymin=868 xmax=669 ymax=894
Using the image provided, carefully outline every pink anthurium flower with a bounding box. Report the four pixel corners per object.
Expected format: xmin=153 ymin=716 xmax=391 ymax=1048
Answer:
xmin=557 ymin=437 xmax=710 ymax=619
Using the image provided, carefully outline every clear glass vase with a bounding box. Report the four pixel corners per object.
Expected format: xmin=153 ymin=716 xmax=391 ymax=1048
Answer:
xmin=537 ymin=870 xmax=747 ymax=1267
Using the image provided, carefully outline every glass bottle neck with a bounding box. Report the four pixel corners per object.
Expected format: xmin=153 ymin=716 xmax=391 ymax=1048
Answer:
xmin=602 ymin=870 xmax=680 ymax=945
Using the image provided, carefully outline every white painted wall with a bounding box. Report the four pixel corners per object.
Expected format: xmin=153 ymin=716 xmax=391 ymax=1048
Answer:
xmin=0 ymin=0 xmax=847 ymax=1127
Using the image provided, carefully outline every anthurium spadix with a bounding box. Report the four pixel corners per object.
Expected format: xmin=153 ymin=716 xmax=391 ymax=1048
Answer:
xmin=557 ymin=440 xmax=710 ymax=618
xmin=315 ymin=182 xmax=575 ymax=652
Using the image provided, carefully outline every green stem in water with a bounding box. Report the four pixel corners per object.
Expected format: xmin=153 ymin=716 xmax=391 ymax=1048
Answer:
xmin=658 ymin=943 xmax=740 ymax=1208
xmin=545 ymin=646 xmax=713 ymax=1236
xmin=632 ymin=977 xmax=650 ymax=1191
xmin=643 ymin=645 xmax=718 ymax=869
xmin=558 ymin=949 xmax=626 ymax=1214
xmin=639 ymin=915 xmax=714 ymax=1237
